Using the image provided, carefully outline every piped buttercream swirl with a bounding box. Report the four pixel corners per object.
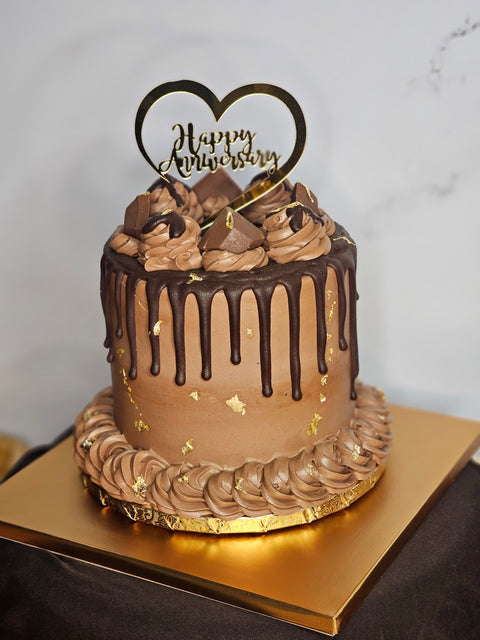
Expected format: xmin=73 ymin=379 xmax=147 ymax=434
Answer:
xmin=263 ymin=207 xmax=332 ymax=263
xmin=242 ymin=178 xmax=292 ymax=224
xmin=74 ymin=382 xmax=392 ymax=519
xmin=202 ymin=247 xmax=268 ymax=272
xmin=138 ymin=213 xmax=202 ymax=271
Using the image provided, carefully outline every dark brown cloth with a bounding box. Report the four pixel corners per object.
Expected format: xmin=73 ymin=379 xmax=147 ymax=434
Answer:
xmin=1 ymin=435 xmax=479 ymax=639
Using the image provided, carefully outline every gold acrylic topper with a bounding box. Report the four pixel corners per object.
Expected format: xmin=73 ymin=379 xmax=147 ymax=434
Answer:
xmin=135 ymin=81 xmax=306 ymax=227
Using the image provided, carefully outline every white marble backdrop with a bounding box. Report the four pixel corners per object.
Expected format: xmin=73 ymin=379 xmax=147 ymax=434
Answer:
xmin=1 ymin=1 xmax=479 ymax=446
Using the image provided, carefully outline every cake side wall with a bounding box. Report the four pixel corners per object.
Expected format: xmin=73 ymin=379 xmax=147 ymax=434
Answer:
xmin=108 ymin=266 xmax=356 ymax=467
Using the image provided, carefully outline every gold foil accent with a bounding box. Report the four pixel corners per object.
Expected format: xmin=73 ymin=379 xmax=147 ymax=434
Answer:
xmin=352 ymin=444 xmax=362 ymax=460
xmin=235 ymin=477 xmax=247 ymax=493
xmin=225 ymin=210 xmax=234 ymax=229
xmin=321 ymin=375 xmax=328 ymax=386
xmin=81 ymin=437 xmax=96 ymax=452
xmin=306 ymin=413 xmax=322 ymax=436
xmin=134 ymin=419 xmax=150 ymax=432
xmin=132 ymin=475 xmax=147 ymax=497
xmin=188 ymin=391 xmax=200 ymax=401
xmin=182 ymin=439 xmax=194 ymax=456
xmin=187 ymin=273 xmax=203 ymax=284
xmin=305 ymin=184 xmax=315 ymax=203
xmin=307 ymin=463 xmax=316 ymax=476
xmin=246 ymin=328 xmax=253 ymax=336
xmin=150 ymin=320 xmax=163 ymax=336
xmin=333 ymin=235 xmax=356 ymax=246
xmin=326 ymin=289 xmax=333 ymax=300
xmin=327 ymin=333 xmax=332 ymax=340
xmin=116 ymin=348 xmax=125 ymax=358
xmin=83 ymin=465 xmax=385 ymax=535
xmin=319 ymin=393 xmax=327 ymax=403
xmin=328 ymin=347 xmax=334 ymax=363
xmin=226 ymin=395 xmax=247 ymax=415
xmin=328 ymin=301 xmax=337 ymax=323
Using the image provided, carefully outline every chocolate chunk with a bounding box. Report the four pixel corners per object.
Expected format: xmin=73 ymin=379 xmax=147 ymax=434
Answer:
xmin=193 ymin=168 xmax=242 ymax=203
xmin=124 ymin=194 xmax=151 ymax=238
xmin=292 ymin=183 xmax=325 ymax=214
xmin=291 ymin=183 xmax=326 ymax=224
xmin=198 ymin=208 xmax=265 ymax=254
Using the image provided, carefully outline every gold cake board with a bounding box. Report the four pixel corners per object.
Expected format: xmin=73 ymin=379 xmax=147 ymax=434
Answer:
xmin=0 ymin=405 xmax=479 ymax=636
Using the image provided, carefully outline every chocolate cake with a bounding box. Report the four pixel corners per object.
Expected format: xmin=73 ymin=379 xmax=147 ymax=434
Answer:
xmin=74 ymin=170 xmax=392 ymax=534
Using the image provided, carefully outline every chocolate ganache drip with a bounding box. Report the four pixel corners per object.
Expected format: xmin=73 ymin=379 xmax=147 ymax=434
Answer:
xmin=101 ymin=225 xmax=359 ymax=400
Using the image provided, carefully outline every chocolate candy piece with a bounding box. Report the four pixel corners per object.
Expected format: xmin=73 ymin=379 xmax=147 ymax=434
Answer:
xmin=193 ymin=168 xmax=242 ymax=203
xmin=291 ymin=183 xmax=326 ymax=224
xmin=198 ymin=208 xmax=265 ymax=254
xmin=124 ymin=194 xmax=151 ymax=238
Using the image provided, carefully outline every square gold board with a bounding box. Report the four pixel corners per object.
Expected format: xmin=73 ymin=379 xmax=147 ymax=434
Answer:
xmin=0 ymin=404 xmax=479 ymax=636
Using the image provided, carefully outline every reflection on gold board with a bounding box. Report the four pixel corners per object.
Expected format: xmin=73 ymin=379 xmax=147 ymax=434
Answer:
xmin=0 ymin=405 xmax=479 ymax=636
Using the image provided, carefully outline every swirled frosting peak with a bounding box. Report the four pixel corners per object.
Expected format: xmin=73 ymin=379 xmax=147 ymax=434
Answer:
xmin=242 ymin=175 xmax=293 ymax=225
xmin=263 ymin=204 xmax=332 ymax=264
xmin=138 ymin=211 xmax=202 ymax=271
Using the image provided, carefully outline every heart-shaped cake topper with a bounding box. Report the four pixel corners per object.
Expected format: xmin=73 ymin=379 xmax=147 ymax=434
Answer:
xmin=135 ymin=81 xmax=306 ymax=224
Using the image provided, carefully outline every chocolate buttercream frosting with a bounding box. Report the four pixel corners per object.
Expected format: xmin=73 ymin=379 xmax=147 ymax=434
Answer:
xmin=75 ymin=382 xmax=392 ymax=520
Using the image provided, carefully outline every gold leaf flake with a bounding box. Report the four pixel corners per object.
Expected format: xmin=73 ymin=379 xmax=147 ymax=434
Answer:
xmin=326 ymin=333 xmax=332 ymax=340
xmin=187 ymin=272 xmax=203 ymax=284
xmin=328 ymin=347 xmax=334 ymax=362
xmin=226 ymin=395 xmax=246 ymax=415
xmin=181 ymin=439 xmax=194 ymax=455
xmin=319 ymin=393 xmax=327 ymax=403
xmin=307 ymin=462 xmax=316 ymax=476
xmin=116 ymin=348 xmax=125 ymax=358
xmin=321 ymin=374 xmax=328 ymax=386
xmin=246 ymin=328 xmax=253 ymax=336
xmin=149 ymin=320 xmax=163 ymax=336
xmin=326 ymin=289 xmax=334 ymax=300
xmin=306 ymin=413 xmax=322 ymax=436
xmin=81 ymin=437 xmax=96 ymax=452
xmin=177 ymin=475 xmax=189 ymax=483
xmin=188 ymin=390 xmax=200 ymax=401
xmin=225 ymin=210 xmax=234 ymax=229
xmin=135 ymin=419 xmax=150 ymax=432
xmin=352 ymin=444 xmax=362 ymax=460
xmin=132 ymin=475 xmax=147 ymax=497
xmin=328 ymin=301 xmax=337 ymax=323
xmin=235 ymin=477 xmax=247 ymax=493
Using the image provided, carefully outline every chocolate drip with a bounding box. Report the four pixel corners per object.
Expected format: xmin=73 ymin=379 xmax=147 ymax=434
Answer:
xmin=348 ymin=270 xmax=359 ymax=400
xmin=146 ymin=279 xmax=165 ymax=376
xmin=103 ymin=225 xmax=358 ymax=400
xmin=114 ymin=272 xmax=124 ymax=338
xmin=285 ymin=278 xmax=302 ymax=400
xmin=142 ymin=211 xmax=186 ymax=238
xmin=125 ymin=276 xmax=140 ymax=379
xmin=147 ymin=174 xmax=186 ymax=208
xmin=194 ymin=291 xmax=213 ymax=380
xmin=287 ymin=204 xmax=324 ymax=231
xmin=253 ymin=284 xmax=275 ymax=398
xmin=330 ymin=262 xmax=348 ymax=351
xmin=224 ymin=288 xmax=242 ymax=365
xmin=100 ymin=256 xmax=113 ymax=361
xmin=167 ymin=285 xmax=187 ymax=386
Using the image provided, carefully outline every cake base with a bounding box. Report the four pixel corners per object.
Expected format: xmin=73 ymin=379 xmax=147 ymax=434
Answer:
xmin=82 ymin=466 xmax=385 ymax=534
xmin=1 ymin=405 xmax=478 ymax=635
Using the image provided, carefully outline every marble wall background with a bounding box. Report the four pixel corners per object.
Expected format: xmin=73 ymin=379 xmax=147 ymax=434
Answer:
xmin=1 ymin=1 xmax=479 ymax=446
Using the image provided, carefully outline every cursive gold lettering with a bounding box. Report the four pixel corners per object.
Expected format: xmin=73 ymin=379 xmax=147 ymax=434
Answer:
xmin=158 ymin=122 xmax=280 ymax=179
